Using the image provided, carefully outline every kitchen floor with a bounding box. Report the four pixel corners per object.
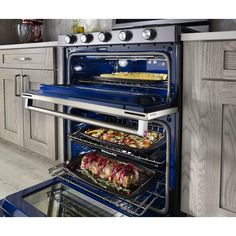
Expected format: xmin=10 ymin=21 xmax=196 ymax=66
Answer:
xmin=0 ymin=138 xmax=56 ymax=199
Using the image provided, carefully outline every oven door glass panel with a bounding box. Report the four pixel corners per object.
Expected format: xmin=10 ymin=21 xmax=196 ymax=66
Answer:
xmin=23 ymin=183 xmax=123 ymax=217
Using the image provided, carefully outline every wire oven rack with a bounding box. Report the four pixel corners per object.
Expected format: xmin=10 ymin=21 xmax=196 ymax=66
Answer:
xmin=68 ymin=131 xmax=166 ymax=166
xmin=47 ymin=187 xmax=106 ymax=217
xmin=68 ymin=118 xmax=167 ymax=166
xmin=49 ymin=164 xmax=166 ymax=217
xmin=77 ymin=79 xmax=168 ymax=90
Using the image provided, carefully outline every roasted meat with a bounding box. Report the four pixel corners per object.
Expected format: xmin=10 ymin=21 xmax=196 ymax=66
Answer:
xmin=81 ymin=152 xmax=139 ymax=189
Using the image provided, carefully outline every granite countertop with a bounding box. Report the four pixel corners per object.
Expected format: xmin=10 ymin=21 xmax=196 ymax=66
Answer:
xmin=181 ymin=31 xmax=236 ymax=41
xmin=0 ymin=41 xmax=58 ymax=49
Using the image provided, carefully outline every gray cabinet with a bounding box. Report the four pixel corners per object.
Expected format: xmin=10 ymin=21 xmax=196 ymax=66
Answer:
xmin=0 ymin=68 xmax=23 ymax=146
xmin=22 ymin=70 xmax=56 ymax=160
xmin=181 ymin=41 xmax=236 ymax=216
xmin=0 ymin=47 xmax=57 ymax=160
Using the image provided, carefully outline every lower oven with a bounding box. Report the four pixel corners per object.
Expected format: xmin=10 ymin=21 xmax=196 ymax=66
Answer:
xmin=1 ymin=25 xmax=182 ymax=217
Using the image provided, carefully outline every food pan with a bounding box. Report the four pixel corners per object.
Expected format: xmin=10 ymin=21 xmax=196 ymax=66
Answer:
xmin=93 ymin=75 xmax=167 ymax=84
xmin=63 ymin=151 xmax=158 ymax=199
xmin=78 ymin=125 xmax=166 ymax=153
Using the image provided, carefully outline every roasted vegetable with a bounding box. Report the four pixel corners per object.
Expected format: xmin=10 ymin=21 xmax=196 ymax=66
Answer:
xmin=84 ymin=127 xmax=162 ymax=149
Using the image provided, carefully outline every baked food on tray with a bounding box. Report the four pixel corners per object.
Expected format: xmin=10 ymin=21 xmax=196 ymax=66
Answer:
xmin=80 ymin=152 xmax=139 ymax=192
xmin=100 ymin=72 xmax=167 ymax=81
xmin=84 ymin=128 xmax=162 ymax=149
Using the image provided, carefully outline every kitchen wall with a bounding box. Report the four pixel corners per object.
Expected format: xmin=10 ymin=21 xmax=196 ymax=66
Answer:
xmin=210 ymin=19 xmax=236 ymax=31
xmin=0 ymin=19 xmax=19 ymax=44
xmin=0 ymin=19 xmax=113 ymax=44
xmin=42 ymin=19 xmax=236 ymax=41
xmin=44 ymin=19 xmax=113 ymax=41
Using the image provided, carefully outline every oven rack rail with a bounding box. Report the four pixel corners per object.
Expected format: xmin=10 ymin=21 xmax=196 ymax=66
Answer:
xmin=77 ymin=79 xmax=169 ymax=90
xmin=47 ymin=188 xmax=94 ymax=217
xmin=52 ymin=169 xmax=165 ymax=217
xmin=68 ymin=131 xmax=166 ymax=166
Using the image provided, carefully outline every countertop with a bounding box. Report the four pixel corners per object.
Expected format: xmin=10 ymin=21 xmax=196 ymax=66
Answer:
xmin=0 ymin=41 xmax=58 ymax=50
xmin=181 ymin=31 xmax=236 ymax=41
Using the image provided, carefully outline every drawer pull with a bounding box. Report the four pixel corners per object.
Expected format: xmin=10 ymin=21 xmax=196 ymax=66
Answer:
xmin=13 ymin=57 xmax=32 ymax=61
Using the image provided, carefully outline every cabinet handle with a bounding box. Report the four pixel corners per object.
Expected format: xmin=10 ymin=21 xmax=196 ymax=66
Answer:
xmin=14 ymin=74 xmax=21 ymax=97
xmin=22 ymin=74 xmax=28 ymax=93
xmin=13 ymin=57 xmax=32 ymax=61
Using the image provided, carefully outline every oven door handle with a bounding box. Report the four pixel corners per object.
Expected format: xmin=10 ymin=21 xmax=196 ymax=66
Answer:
xmin=24 ymin=98 xmax=148 ymax=136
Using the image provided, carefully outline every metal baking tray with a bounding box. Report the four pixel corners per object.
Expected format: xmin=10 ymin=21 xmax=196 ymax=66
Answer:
xmin=78 ymin=125 xmax=166 ymax=153
xmin=63 ymin=151 xmax=159 ymax=199
xmin=93 ymin=75 xmax=167 ymax=84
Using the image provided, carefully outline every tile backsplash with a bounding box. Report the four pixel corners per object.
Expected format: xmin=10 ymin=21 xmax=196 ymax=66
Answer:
xmin=44 ymin=19 xmax=113 ymax=41
xmin=0 ymin=19 xmax=20 ymax=44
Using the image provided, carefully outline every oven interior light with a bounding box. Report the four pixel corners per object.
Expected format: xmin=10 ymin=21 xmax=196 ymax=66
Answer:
xmin=74 ymin=65 xmax=84 ymax=72
xmin=118 ymin=59 xmax=128 ymax=67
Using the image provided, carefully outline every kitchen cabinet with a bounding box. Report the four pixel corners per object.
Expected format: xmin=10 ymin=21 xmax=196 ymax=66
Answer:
xmin=0 ymin=47 xmax=57 ymax=160
xmin=0 ymin=68 xmax=23 ymax=146
xmin=181 ymin=40 xmax=236 ymax=216
xmin=22 ymin=70 xmax=56 ymax=160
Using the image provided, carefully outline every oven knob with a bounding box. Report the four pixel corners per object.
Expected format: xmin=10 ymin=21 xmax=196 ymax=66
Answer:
xmin=64 ymin=35 xmax=77 ymax=44
xmin=118 ymin=30 xmax=132 ymax=41
xmin=142 ymin=29 xmax=156 ymax=40
xmin=80 ymin=33 xmax=93 ymax=43
xmin=98 ymin=32 xmax=111 ymax=42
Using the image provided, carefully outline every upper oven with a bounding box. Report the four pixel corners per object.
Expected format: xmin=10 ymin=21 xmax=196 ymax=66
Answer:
xmin=22 ymin=27 xmax=180 ymax=137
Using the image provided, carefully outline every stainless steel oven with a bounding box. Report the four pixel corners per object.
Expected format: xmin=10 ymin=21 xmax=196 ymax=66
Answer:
xmin=1 ymin=25 xmax=183 ymax=217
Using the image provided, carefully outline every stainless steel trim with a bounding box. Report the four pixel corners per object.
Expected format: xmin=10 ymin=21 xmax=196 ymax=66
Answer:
xmin=58 ymin=26 xmax=177 ymax=46
xmin=22 ymin=93 xmax=178 ymax=121
xmin=112 ymin=19 xmax=209 ymax=30
xmin=14 ymin=74 xmax=21 ymax=97
xmin=24 ymin=99 xmax=149 ymax=136
xmin=67 ymin=51 xmax=171 ymax=102
xmin=67 ymin=107 xmax=73 ymax=161
xmin=56 ymin=46 xmax=66 ymax=162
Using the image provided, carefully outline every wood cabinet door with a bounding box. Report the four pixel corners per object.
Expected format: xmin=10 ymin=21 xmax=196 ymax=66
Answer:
xmin=199 ymin=81 xmax=236 ymax=216
xmin=0 ymin=68 xmax=23 ymax=146
xmin=181 ymin=41 xmax=236 ymax=216
xmin=22 ymin=69 xmax=56 ymax=160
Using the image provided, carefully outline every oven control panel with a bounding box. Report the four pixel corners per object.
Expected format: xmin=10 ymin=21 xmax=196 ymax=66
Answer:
xmin=59 ymin=25 xmax=178 ymax=46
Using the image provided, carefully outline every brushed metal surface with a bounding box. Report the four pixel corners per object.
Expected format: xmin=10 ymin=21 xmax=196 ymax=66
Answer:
xmin=58 ymin=26 xmax=177 ymax=47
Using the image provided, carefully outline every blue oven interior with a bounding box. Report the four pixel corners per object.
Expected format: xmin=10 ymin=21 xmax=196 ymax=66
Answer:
xmin=61 ymin=43 xmax=180 ymax=216
xmin=1 ymin=41 xmax=181 ymax=217
xmin=39 ymin=43 xmax=178 ymax=113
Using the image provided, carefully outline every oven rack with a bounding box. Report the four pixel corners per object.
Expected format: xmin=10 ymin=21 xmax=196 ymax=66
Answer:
xmin=51 ymin=168 xmax=166 ymax=217
xmin=77 ymin=79 xmax=168 ymax=90
xmin=68 ymin=131 xmax=166 ymax=166
xmin=47 ymin=187 xmax=96 ymax=217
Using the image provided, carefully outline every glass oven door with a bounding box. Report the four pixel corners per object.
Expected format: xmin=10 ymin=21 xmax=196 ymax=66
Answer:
xmin=23 ymin=182 xmax=123 ymax=217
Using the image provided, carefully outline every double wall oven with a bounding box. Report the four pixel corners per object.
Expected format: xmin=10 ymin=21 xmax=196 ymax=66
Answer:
xmin=0 ymin=25 xmax=182 ymax=217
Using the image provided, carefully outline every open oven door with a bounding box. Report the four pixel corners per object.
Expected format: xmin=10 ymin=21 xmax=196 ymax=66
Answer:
xmin=0 ymin=178 xmax=125 ymax=217
xmin=22 ymin=89 xmax=178 ymax=136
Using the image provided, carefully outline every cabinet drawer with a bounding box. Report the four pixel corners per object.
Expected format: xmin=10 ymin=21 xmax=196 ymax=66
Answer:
xmin=0 ymin=48 xmax=55 ymax=70
xmin=201 ymin=41 xmax=236 ymax=81
xmin=223 ymin=41 xmax=236 ymax=80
